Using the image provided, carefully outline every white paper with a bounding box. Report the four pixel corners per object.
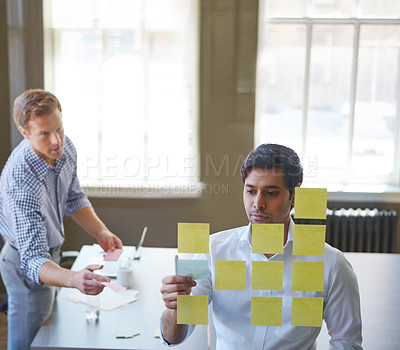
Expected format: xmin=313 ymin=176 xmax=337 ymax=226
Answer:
xmin=66 ymin=287 xmax=139 ymax=311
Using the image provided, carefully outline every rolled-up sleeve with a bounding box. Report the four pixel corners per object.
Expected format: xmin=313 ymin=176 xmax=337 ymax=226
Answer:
xmin=4 ymin=188 xmax=51 ymax=284
xmin=159 ymin=317 xmax=195 ymax=347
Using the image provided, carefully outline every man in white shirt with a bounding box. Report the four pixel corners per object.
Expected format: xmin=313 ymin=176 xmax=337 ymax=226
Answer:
xmin=160 ymin=144 xmax=362 ymax=349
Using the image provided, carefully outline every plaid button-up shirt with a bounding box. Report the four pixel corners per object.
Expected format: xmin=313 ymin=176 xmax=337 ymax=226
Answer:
xmin=0 ymin=136 xmax=91 ymax=284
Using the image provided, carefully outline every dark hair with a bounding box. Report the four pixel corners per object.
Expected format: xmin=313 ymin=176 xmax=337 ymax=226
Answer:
xmin=13 ymin=89 xmax=62 ymax=129
xmin=240 ymin=144 xmax=303 ymax=196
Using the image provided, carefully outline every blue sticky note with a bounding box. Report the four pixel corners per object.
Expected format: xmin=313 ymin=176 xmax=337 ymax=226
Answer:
xmin=175 ymin=257 xmax=209 ymax=280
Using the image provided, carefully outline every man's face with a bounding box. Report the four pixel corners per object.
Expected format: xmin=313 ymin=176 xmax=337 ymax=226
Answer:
xmin=19 ymin=110 xmax=65 ymax=166
xmin=243 ymin=167 xmax=294 ymax=226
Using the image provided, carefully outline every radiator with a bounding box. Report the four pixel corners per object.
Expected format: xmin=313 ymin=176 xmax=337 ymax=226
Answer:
xmin=325 ymin=208 xmax=398 ymax=253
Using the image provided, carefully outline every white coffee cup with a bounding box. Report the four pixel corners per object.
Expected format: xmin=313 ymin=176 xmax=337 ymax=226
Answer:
xmin=117 ymin=266 xmax=134 ymax=288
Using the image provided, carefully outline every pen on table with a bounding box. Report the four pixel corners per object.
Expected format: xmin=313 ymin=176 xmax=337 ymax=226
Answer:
xmin=116 ymin=332 xmax=140 ymax=339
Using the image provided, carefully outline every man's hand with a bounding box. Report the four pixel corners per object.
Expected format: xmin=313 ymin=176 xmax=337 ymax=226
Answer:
xmin=71 ymin=207 xmax=123 ymax=251
xmin=39 ymin=261 xmax=110 ymax=294
xmin=160 ymin=275 xmax=196 ymax=344
xmin=96 ymin=230 xmax=123 ymax=252
xmin=70 ymin=264 xmax=110 ymax=295
xmin=160 ymin=275 xmax=196 ymax=309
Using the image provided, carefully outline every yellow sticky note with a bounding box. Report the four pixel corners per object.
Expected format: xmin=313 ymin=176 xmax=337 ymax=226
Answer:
xmin=251 ymin=297 xmax=282 ymax=326
xmin=178 ymin=223 xmax=209 ymax=253
xmin=252 ymin=224 xmax=284 ymax=254
xmin=291 ymin=297 xmax=323 ymax=327
xmin=252 ymin=261 xmax=283 ymax=291
xmin=293 ymin=225 xmax=326 ymax=256
xmin=292 ymin=261 xmax=324 ymax=291
xmin=215 ymin=260 xmax=246 ymax=290
xmin=294 ymin=188 xmax=327 ymax=219
xmin=177 ymin=295 xmax=208 ymax=325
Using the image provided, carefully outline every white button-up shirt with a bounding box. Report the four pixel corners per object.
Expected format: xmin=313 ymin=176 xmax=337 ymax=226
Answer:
xmin=165 ymin=218 xmax=362 ymax=350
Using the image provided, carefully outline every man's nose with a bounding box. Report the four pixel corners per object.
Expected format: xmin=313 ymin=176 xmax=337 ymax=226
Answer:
xmin=254 ymin=193 xmax=266 ymax=210
xmin=50 ymin=132 xmax=60 ymax=144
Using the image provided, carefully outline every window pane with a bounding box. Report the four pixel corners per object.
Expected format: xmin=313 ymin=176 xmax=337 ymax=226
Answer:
xmin=306 ymin=24 xmax=354 ymax=173
xmin=44 ymin=0 xmax=198 ymax=186
xmin=359 ymin=0 xmax=400 ymax=18
xmin=48 ymin=0 xmax=143 ymax=28
xmin=257 ymin=0 xmax=400 ymax=186
xmin=264 ymin=0 xmax=306 ymax=18
xmin=352 ymin=25 xmax=400 ymax=176
xmin=256 ymin=24 xmax=307 ymax=152
xmin=311 ymin=0 xmax=354 ymax=18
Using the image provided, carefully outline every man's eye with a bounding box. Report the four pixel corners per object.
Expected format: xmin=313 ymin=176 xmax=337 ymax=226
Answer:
xmin=267 ymin=191 xmax=277 ymax=196
xmin=42 ymin=132 xmax=49 ymax=136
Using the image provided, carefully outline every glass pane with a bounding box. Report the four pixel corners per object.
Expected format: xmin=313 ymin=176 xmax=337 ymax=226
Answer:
xmin=264 ymin=0 xmax=306 ymax=18
xmin=352 ymin=25 xmax=400 ymax=176
xmin=306 ymin=24 xmax=354 ymax=176
xmin=52 ymin=30 xmax=103 ymax=181
xmin=48 ymin=0 xmax=143 ymax=28
xmin=147 ymin=30 xmax=195 ymax=183
xmin=310 ymin=0 xmax=354 ymax=18
xmin=256 ymin=24 xmax=307 ymax=153
xmin=44 ymin=0 xmax=198 ymax=185
xmin=359 ymin=0 xmax=400 ymax=18
xmin=100 ymin=32 xmax=146 ymax=182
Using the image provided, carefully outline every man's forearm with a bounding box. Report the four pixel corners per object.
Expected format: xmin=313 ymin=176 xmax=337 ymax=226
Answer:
xmin=71 ymin=206 xmax=109 ymax=239
xmin=39 ymin=260 xmax=109 ymax=295
xmin=161 ymin=309 xmax=189 ymax=345
xmin=39 ymin=260 xmax=74 ymax=287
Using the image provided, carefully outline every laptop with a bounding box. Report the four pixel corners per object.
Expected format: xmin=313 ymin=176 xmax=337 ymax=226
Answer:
xmin=133 ymin=226 xmax=147 ymax=260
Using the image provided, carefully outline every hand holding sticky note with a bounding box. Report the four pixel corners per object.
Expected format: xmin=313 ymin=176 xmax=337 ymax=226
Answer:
xmin=104 ymin=248 xmax=123 ymax=261
xmin=101 ymin=281 xmax=126 ymax=293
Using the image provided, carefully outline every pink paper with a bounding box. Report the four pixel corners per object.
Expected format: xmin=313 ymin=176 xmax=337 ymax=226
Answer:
xmin=104 ymin=248 xmax=123 ymax=261
xmin=101 ymin=281 xmax=126 ymax=293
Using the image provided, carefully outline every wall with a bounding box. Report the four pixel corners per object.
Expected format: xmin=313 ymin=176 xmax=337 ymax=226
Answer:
xmin=0 ymin=0 xmax=399 ymax=258
xmin=0 ymin=0 xmax=11 ymax=164
xmin=0 ymin=0 xmax=259 ymax=253
xmin=62 ymin=0 xmax=259 ymax=250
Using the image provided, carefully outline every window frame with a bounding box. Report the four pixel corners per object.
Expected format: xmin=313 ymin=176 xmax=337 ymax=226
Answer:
xmin=255 ymin=2 xmax=400 ymax=196
xmin=43 ymin=0 xmax=201 ymax=198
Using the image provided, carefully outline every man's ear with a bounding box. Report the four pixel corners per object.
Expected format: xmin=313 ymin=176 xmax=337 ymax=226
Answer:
xmin=18 ymin=125 xmax=30 ymax=139
xmin=291 ymin=183 xmax=301 ymax=206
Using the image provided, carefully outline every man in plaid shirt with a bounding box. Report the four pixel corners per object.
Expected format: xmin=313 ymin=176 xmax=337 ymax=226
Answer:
xmin=0 ymin=89 xmax=123 ymax=350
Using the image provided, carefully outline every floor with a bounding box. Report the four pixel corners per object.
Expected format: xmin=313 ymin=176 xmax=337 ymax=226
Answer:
xmin=0 ymin=293 xmax=7 ymax=349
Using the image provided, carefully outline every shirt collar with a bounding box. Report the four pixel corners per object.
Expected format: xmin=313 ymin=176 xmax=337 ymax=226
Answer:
xmin=25 ymin=142 xmax=65 ymax=180
xmin=287 ymin=216 xmax=295 ymax=243
xmin=238 ymin=216 xmax=296 ymax=249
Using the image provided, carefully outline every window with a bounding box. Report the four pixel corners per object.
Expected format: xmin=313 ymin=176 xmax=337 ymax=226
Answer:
xmin=256 ymin=0 xmax=400 ymax=189
xmin=43 ymin=0 xmax=199 ymax=196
